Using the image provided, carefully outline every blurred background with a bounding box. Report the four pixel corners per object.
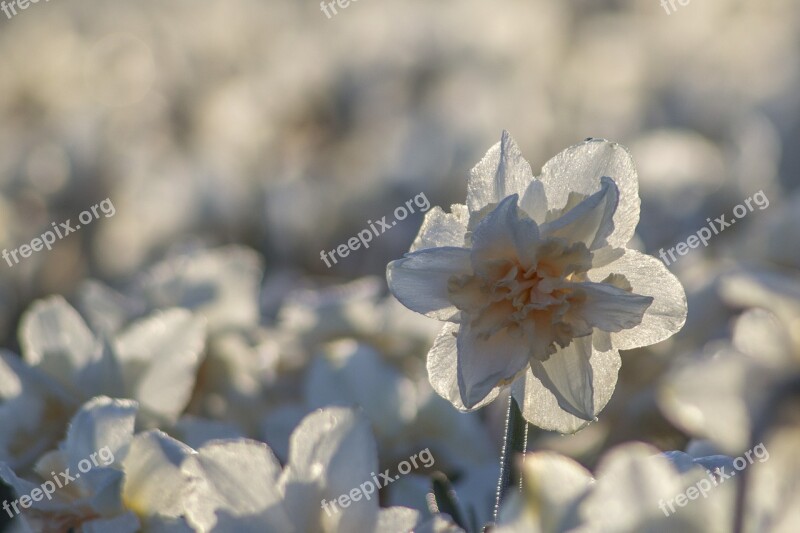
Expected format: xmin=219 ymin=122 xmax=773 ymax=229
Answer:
xmin=1 ymin=0 xmax=800 ymax=530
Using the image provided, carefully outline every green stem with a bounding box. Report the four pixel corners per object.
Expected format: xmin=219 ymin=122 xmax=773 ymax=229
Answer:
xmin=493 ymin=395 xmax=528 ymax=522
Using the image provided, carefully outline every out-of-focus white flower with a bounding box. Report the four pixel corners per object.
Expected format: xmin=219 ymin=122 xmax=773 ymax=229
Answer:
xmin=0 ymin=297 xmax=206 ymax=469
xmin=496 ymin=444 xmax=732 ymax=533
xmin=660 ymin=271 xmax=800 ymax=454
xmin=2 ymin=398 xmax=457 ymax=532
xmin=387 ymin=132 xmax=687 ymax=433
xmin=190 ymin=406 xmax=453 ymax=533
xmin=304 ymin=340 xmax=494 ymax=470
xmin=0 ymin=396 xmax=196 ymax=532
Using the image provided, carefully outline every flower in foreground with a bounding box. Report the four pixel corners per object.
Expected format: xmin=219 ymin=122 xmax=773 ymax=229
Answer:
xmin=387 ymin=132 xmax=687 ymax=433
xmin=0 ymin=396 xmax=456 ymax=532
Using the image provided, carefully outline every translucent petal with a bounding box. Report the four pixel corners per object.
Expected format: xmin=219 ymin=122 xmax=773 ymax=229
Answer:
xmin=588 ymin=250 xmax=687 ymax=350
xmin=542 ymin=176 xmax=619 ymax=250
xmin=113 ymin=309 xmax=206 ymax=425
xmin=538 ymin=139 xmax=639 ymax=248
xmin=387 ymin=247 xmax=472 ymax=320
xmin=456 ymin=321 xmax=532 ymax=409
xmin=427 ymin=322 xmax=502 ymax=411
xmin=529 ymin=336 xmax=595 ymax=421
xmin=513 ymin=331 xmax=620 ymax=433
xmin=467 ymin=130 xmax=535 ymax=212
xmin=410 ymin=204 xmax=469 ymax=252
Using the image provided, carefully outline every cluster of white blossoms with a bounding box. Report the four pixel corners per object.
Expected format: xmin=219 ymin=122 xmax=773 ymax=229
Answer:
xmin=388 ymin=132 xmax=688 ymax=433
xmin=4 ymin=132 xmax=800 ymax=533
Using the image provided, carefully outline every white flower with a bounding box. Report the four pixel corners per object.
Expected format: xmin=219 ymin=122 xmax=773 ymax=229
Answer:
xmin=495 ymin=445 xmax=732 ymax=533
xmin=387 ymin=132 xmax=687 ymax=433
xmin=188 ymin=406 xmax=449 ymax=533
xmin=0 ymin=297 xmax=206 ymax=469
xmin=660 ymin=271 xmax=800 ymax=454
xmin=0 ymin=396 xmax=195 ymax=532
xmin=2 ymin=397 xmax=454 ymax=533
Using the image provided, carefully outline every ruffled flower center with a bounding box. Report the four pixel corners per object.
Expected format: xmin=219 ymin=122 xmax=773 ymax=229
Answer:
xmin=448 ymin=238 xmax=597 ymax=361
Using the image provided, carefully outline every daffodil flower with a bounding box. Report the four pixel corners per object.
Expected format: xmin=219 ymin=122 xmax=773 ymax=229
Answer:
xmin=388 ymin=132 xmax=687 ymax=433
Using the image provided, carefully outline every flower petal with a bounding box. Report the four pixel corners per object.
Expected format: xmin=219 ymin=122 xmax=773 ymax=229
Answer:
xmin=456 ymin=321 xmax=532 ymax=409
xmin=64 ymin=396 xmax=137 ymax=488
xmin=513 ymin=331 xmax=621 ymax=433
xmin=280 ymin=407 xmax=379 ymax=533
xmin=588 ymin=250 xmax=687 ymax=350
xmin=410 ymin=204 xmax=469 ymax=252
xmin=387 ymin=247 xmax=472 ymax=320
xmin=121 ymin=430 xmax=195 ymax=522
xmin=305 ymin=340 xmax=417 ymax=441
xmin=541 ymin=176 xmax=619 ymax=250
xmin=427 ymin=322 xmax=502 ymax=411
xmin=519 ymin=179 xmax=548 ymax=224
xmin=19 ymin=296 xmax=100 ymax=389
xmin=114 ymin=309 xmax=206 ymax=425
xmin=568 ymin=281 xmax=652 ymax=333
xmin=470 ymin=195 xmax=540 ymax=274
xmin=529 ymin=336 xmax=595 ymax=422
xmin=467 ymin=130 xmax=535 ymax=212
xmin=658 ymin=350 xmax=768 ymax=454
xmin=183 ymin=439 xmax=291 ymax=532
xmin=538 ymin=139 xmax=639 ymax=249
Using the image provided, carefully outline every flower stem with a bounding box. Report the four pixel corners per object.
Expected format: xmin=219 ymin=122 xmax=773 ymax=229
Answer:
xmin=493 ymin=394 xmax=528 ymax=522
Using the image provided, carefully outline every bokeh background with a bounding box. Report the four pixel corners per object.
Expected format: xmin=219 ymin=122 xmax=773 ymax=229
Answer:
xmin=1 ymin=0 xmax=799 ymax=530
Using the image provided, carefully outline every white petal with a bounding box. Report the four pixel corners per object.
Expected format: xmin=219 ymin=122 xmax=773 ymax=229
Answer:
xmin=538 ymin=139 xmax=639 ymax=248
xmin=74 ymin=342 xmax=126 ymax=400
xmin=470 ymin=195 xmax=540 ymax=273
xmin=114 ymin=309 xmax=206 ymax=425
xmin=588 ymin=249 xmax=687 ymax=350
xmin=513 ymin=331 xmax=621 ymax=434
xmin=514 ymin=452 xmax=592 ymax=532
xmin=583 ymin=442 xmax=730 ymax=533
xmin=387 ymin=247 xmax=471 ymax=320
xmin=732 ymin=309 xmax=793 ymax=365
xmin=456 ymin=321 xmax=531 ymax=409
xmin=411 ymin=205 xmax=469 ymax=252
xmin=541 ymin=176 xmax=619 ymax=250
xmin=281 ymin=407 xmax=379 ymax=533
xmin=570 ymin=281 xmax=652 ymax=333
xmin=578 ymin=443 xmax=689 ymax=532
xmin=720 ymin=271 xmax=800 ymax=329
xmin=467 ymin=130 xmax=535 ymax=212
xmin=427 ymin=323 xmax=502 ymax=411
xmin=64 ymin=396 xmax=137 ymax=489
xmin=142 ymin=245 xmax=263 ymax=332
xmin=19 ymin=296 xmax=99 ymax=387
xmin=658 ymin=350 xmax=768 ymax=454
xmin=76 ymin=280 xmax=140 ymax=337
xmin=305 ymin=341 xmax=417 ymax=441
xmin=121 ymin=430 xmax=195 ymax=521
xmin=183 ymin=439 xmax=291 ymax=532
xmin=529 ymin=336 xmax=595 ymax=421
xmin=519 ymin=179 xmax=548 ymax=224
